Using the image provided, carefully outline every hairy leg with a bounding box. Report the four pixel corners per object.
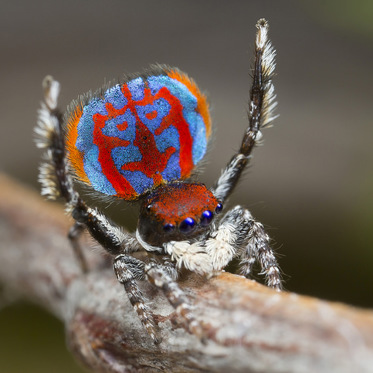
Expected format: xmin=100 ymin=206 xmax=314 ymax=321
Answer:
xmin=36 ymin=76 xmax=141 ymax=257
xmin=206 ymin=205 xmax=282 ymax=290
xmin=113 ymin=255 xmax=159 ymax=342
xmin=242 ymin=216 xmax=282 ymax=290
xmin=68 ymin=222 xmax=88 ymax=273
xmin=145 ymin=262 xmax=203 ymax=339
xmin=212 ymin=19 xmax=277 ymax=202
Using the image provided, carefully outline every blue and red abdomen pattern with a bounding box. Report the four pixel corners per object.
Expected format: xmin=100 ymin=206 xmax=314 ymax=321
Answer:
xmin=66 ymin=67 xmax=211 ymax=200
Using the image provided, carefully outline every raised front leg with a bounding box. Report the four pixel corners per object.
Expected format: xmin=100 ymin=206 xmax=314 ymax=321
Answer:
xmin=36 ymin=75 xmax=141 ymax=258
xmin=212 ymin=19 xmax=277 ymax=202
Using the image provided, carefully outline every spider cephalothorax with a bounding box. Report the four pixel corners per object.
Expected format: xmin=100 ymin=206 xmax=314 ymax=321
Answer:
xmin=138 ymin=182 xmax=222 ymax=247
xmin=35 ymin=18 xmax=282 ymax=343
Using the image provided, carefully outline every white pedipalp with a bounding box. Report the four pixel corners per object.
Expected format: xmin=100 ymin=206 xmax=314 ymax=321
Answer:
xmin=164 ymin=240 xmax=213 ymax=275
xmin=206 ymin=220 xmax=238 ymax=271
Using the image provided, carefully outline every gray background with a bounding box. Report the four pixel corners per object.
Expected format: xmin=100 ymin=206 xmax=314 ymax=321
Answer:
xmin=1 ymin=1 xmax=372 ymax=372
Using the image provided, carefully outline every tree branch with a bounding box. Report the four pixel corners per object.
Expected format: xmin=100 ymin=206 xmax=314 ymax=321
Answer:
xmin=1 ymin=173 xmax=373 ymax=372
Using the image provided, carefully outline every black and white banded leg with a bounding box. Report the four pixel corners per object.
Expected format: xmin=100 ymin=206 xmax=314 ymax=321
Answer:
xmin=242 ymin=215 xmax=282 ymax=290
xmin=145 ymin=262 xmax=203 ymax=338
xmin=206 ymin=205 xmax=282 ymax=290
xmin=37 ymin=74 xmax=158 ymax=338
xmin=234 ymin=207 xmax=282 ymax=291
xmin=212 ymin=19 xmax=277 ymax=202
xmin=208 ymin=20 xmax=281 ymax=289
xmin=113 ymin=255 xmax=159 ymax=342
xmin=36 ymin=76 xmax=89 ymax=270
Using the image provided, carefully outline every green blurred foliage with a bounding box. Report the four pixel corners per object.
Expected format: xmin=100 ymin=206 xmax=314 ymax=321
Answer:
xmin=0 ymin=303 xmax=85 ymax=373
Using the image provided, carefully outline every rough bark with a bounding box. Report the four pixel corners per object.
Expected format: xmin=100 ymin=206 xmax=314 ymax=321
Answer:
xmin=1 ymin=173 xmax=373 ymax=373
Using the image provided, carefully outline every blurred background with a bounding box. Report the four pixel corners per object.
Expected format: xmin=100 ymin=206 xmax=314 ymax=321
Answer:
xmin=0 ymin=0 xmax=372 ymax=372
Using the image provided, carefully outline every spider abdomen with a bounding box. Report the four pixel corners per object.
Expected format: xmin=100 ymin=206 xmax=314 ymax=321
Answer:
xmin=65 ymin=66 xmax=211 ymax=200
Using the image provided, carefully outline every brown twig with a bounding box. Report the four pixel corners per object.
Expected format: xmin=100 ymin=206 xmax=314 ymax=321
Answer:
xmin=1 ymin=173 xmax=373 ymax=373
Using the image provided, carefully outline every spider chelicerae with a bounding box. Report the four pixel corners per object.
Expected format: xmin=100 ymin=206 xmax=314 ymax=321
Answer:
xmin=35 ymin=18 xmax=282 ymax=343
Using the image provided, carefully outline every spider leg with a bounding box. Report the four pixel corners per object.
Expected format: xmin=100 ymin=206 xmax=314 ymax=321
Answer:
xmin=234 ymin=206 xmax=282 ymax=291
xmin=242 ymin=213 xmax=282 ymax=290
xmin=36 ymin=76 xmax=167 ymax=342
xmin=205 ymin=206 xmax=251 ymax=272
xmin=212 ymin=19 xmax=277 ymax=202
xmin=113 ymin=255 xmax=160 ymax=343
xmin=145 ymin=261 xmax=203 ymax=339
xmin=149 ymin=256 xmax=179 ymax=281
xmin=207 ymin=206 xmax=282 ymax=290
xmin=36 ymin=75 xmax=141 ymax=257
xmin=68 ymin=221 xmax=88 ymax=273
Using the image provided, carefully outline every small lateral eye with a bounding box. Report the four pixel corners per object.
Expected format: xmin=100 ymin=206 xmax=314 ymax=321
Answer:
xmin=200 ymin=210 xmax=213 ymax=226
xmin=179 ymin=217 xmax=196 ymax=234
xmin=215 ymin=203 xmax=223 ymax=214
xmin=146 ymin=204 xmax=152 ymax=212
xmin=163 ymin=223 xmax=175 ymax=233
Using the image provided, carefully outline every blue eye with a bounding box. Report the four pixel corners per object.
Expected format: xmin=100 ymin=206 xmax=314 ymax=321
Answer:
xmin=179 ymin=217 xmax=196 ymax=233
xmin=200 ymin=210 xmax=213 ymax=226
xmin=215 ymin=203 xmax=223 ymax=214
xmin=163 ymin=223 xmax=175 ymax=233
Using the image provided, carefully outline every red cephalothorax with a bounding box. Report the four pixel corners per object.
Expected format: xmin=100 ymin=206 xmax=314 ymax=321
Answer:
xmin=138 ymin=182 xmax=222 ymax=246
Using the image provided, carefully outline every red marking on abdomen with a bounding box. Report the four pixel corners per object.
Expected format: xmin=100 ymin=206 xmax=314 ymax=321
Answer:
xmin=153 ymin=87 xmax=194 ymax=177
xmin=145 ymin=110 xmax=157 ymax=120
xmin=120 ymin=93 xmax=176 ymax=184
xmin=119 ymin=85 xmax=194 ymax=180
xmin=92 ymin=112 xmax=137 ymax=199
xmin=92 ymin=80 xmax=195 ymax=198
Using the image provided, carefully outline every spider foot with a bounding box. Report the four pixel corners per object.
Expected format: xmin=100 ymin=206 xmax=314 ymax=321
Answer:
xmin=113 ymin=255 xmax=161 ymax=343
xmin=246 ymin=220 xmax=283 ymax=291
xmin=68 ymin=222 xmax=89 ymax=273
xmin=145 ymin=263 xmax=205 ymax=341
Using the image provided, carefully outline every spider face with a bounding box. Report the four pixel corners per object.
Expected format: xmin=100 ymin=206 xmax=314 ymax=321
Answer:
xmin=138 ymin=182 xmax=222 ymax=246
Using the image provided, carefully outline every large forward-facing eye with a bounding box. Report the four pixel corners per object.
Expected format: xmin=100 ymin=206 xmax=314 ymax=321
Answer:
xmin=200 ymin=210 xmax=213 ymax=226
xmin=179 ymin=217 xmax=196 ymax=234
xmin=215 ymin=202 xmax=223 ymax=214
xmin=163 ymin=223 xmax=175 ymax=233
